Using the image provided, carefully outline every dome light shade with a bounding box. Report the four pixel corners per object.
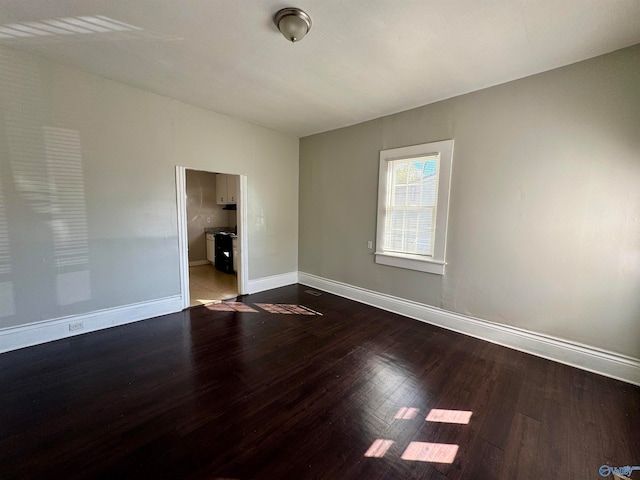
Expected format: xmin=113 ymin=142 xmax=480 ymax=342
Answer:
xmin=275 ymin=8 xmax=312 ymax=42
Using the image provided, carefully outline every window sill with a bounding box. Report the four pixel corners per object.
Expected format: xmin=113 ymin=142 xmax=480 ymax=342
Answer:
xmin=374 ymin=251 xmax=445 ymax=275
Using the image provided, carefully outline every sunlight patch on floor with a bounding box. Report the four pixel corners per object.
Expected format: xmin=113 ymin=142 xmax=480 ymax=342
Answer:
xmin=364 ymin=406 xmax=470 ymax=463
xmin=400 ymin=442 xmax=459 ymax=463
xmin=425 ymin=409 xmax=472 ymax=424
xmin=255 ymin=303 xmax=322 ymax=315
xmin=394 ymin=407 xmax=419 ymax=420
xmin=205 ymin=302 xmax=258 ymax=312
xmin=198 ymin=301 xmax=325 ymax=317
xmin=364 ymin=439 xmax=394 ymax=458
xmin=197 ymin=299 xmax=221 ymax=306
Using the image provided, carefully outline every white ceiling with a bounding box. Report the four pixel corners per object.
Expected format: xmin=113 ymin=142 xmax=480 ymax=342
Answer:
xmin=1 ymin=0 xmax=639 ymax=137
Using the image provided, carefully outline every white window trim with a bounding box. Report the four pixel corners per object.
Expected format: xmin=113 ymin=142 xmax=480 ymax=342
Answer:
xmin=375 ymin=139 xmax=454 ymax=275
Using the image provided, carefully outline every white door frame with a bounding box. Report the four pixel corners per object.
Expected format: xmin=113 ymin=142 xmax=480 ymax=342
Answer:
xmin=175 ymin=166 xmax=249 ymax=309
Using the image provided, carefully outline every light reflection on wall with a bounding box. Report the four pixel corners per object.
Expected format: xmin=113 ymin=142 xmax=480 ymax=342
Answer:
xmin=43 ymin=126 xmax=91 ymax=305
xmin=1 ymin=48 xmax=52 ymax=215
xmin=0 ymin=180 xmax=15 ymax=318
xmin=0 ymin=46 xmax=92 ymax=313
xmin=0 ymin=47 xmax=44 ymax=323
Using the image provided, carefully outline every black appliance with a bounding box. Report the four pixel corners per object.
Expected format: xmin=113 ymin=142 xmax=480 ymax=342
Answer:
xmin=214 ymin=233 xmax=234 ymax=274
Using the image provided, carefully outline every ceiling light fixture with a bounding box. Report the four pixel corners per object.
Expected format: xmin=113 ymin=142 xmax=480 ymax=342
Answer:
xmin=274 ymin=8 xmax=312 ymax=43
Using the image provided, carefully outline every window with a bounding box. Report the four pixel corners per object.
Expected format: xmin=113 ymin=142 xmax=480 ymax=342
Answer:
xmin=375 ymin=140 xmax=454 ymax=275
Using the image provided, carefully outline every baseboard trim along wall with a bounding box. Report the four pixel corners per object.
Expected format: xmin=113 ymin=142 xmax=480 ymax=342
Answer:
xmin=247 ymin=271 xmax=299 ymax=295
xmin=0 ymin=295 xmax=183 ymax=354
xmin=298 ymin=272 xmax=640 ymax=386
xmin=0 ymin=270 xmax=300 ymax=354
xmin=4 ymin=272 xmax=637 ymax=386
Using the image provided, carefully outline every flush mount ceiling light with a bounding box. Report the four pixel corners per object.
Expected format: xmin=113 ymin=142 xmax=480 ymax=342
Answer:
xmin=274 ymin=7 xmax=312 ymax=43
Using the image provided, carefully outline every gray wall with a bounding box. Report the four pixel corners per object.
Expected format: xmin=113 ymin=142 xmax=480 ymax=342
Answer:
xmin=185 ymin=170 xmax=235 ymax=263
xmin=0 ymin=46 xmax=298 ymax=330
xmin=299 ymin=44 xmax=640 ymax=358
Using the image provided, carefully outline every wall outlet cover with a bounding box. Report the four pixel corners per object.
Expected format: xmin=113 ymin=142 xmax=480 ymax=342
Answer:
xmin=68 ymin=321 xmax=84 ymax=331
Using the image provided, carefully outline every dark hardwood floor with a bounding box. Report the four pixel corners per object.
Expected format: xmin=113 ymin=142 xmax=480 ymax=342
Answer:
xmin=1 ymin=284 xmax=638 ymax=479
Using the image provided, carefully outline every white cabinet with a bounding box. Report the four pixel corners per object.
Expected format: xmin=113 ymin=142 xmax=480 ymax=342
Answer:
xmin=227 ymin=175 xmax=238 ymax=204
xmin=232 ymin=237 xmax=238 ymax=272
xmin=216 ymin=174 xmax=238 ymax=205
xmin=206 ymin=233 xmax=215 ymax=264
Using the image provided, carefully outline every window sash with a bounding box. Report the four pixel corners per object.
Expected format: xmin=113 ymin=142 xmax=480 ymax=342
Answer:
xmin=383 ymin=154 xmax=440 ymax=257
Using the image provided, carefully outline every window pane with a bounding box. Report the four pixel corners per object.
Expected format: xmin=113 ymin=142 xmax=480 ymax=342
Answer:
xmin=394 ymin=163 xmax=408 ymax=185
xmin=420 ymin=180 xmax=437 ymax=206
xmin=405 ymin=210 xmax=418 ymax=230
xmin=385 ymin=155 xmax=439 ymax=256
xmin=391 ymin=210 xmax=404 ymax=230
xmin=417 ymin=209 xmax=434 ymax=255
xmin=385 ymin=230 xmax=404 ymax=251
xmin=407 ymin=162 xmax=422 ymax=183
xmin=423 ymin=159 xmax=438 ymax=177
xmin=406 ymin=235 xmax=417 ymax=254
xmin=407 ymin=185 xmax=420 ymax=206
xmin=393 ymin=185 xmax=407 ymax=206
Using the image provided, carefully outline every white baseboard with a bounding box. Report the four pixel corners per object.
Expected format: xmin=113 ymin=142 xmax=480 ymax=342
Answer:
xmin=0 ymin=269 xmax=299 ymax=354
xmin=298 ymin=272 xmax=640 ymax=386
xmin=247 ymin=271 xmax=298 ymax=295
xmin=0 ymin=295 xmax=183 ymax=354
xmin=189 ymin=260 xmax=211 ymax=267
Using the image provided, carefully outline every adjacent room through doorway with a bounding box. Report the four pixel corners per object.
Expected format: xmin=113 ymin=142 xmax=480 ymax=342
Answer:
xmin=185 ymin=169 xmax=240 ymax=306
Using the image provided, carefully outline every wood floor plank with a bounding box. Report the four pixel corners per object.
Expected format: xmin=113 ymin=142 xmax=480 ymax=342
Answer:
xmin=499 ymin=412 xmax=541 ymax=480
xmin=460 ymin=438 xmax=505 ymax=479
xmin=515 ymin=353 xmax=548 ymax=421
xmin=0 ymin=284 xmax=638 ymax=479
xmin=478 ymin=364 xmax=523 ymax=450
xmin=596 ymin=383 xmax=639 ymax=467
xmin=533 ymin=398 xmax=572 ymax=479
xmin=568 ymin=384 xmax=604 ymax=478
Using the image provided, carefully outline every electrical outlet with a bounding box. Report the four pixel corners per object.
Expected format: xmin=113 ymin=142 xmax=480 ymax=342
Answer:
xmin=367 ymin=240 xmax=373 ymax=249
xmin=68 ymin=321 xmax=84 ymax=332
xmin=206 ymin=216 xmax=211 ymax=223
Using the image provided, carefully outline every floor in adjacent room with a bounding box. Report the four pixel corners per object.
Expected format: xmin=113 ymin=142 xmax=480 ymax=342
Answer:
xmin=189 ymin=263 xmax=238 ymax=306
xmin=0 ymin=284 xmax=638 ymax=479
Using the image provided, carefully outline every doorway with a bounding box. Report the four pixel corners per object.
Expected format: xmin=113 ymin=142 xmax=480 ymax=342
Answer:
xmin=176 ymin=167 xmax=248 ymax=309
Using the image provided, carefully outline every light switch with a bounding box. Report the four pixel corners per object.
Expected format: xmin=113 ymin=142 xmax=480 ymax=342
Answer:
xmin=367 ymin=240 xmax=373 ymax=249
